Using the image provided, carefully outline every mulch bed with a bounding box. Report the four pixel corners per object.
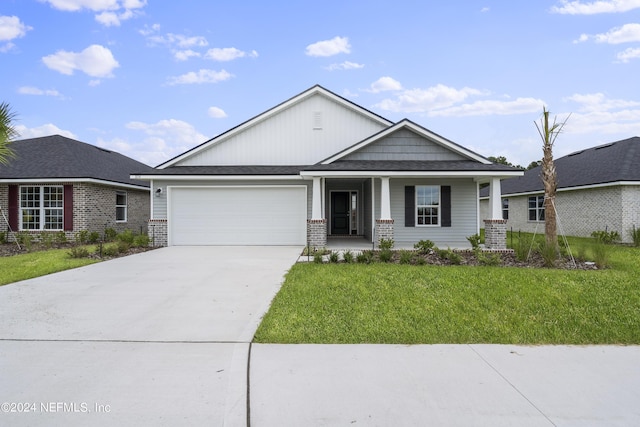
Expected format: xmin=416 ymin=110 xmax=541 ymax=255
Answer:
xmin=0 ymin=242 xmax=156 ymax=259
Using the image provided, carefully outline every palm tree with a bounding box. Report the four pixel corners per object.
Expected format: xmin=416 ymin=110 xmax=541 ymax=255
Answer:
xmin=0 ymin=102 xmax=19 ymax=165
xmin=534 ymin=107 xmax=569 ymax=254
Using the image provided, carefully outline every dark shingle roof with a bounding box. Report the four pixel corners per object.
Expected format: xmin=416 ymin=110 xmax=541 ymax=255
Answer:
xmin=0 ymin=135 xmax=153 ymax=188
xmin=482 ymin=137 xmax=640 ymax=196
xmin=138 ymin=165 xmax=306 ymax=175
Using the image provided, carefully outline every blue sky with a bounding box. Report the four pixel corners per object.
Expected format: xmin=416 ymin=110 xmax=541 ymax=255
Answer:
xmin=1 ymin=0 xmax=639 ymax=167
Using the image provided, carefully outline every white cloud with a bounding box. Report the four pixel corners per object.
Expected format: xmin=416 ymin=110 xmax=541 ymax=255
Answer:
xmin=42 ymin=44 xmax=119 ymax=78
xmin=325 ymin=61 xmax=364 ymax=71
xmin=166 ymin=69 xmax=233 ymax=85
xmin=366 ymin=77 xmax=403 ymax=93
xmin=374 ymin=84 xmax=485 ymax=113
xmin=207 ymin=106 xmax=227 ymax=118
xmin=174 ymin=49 xmax=201 ymax=61
xmin=616 ymin=46 xmax=640 ymax=61
xmin=481 ymin=7 xmax=490 ymax=12
xmin=14 ymin=123 xmax=77 ymax=139
xmin=146 ymin=32 xmax=208 ymax=48
xmin=428 ymin=97 xmax=545 ymax=117
xmin=565 ymin=92 xmax=640 ymax=111
xmin=18 ymin=86 xmax=63 ymax=98
xmin=305 ymin=36 xmax=351 ymax=57
xmin=205 ymin=47 xmax=258 ymax=61
xmin=576 ymin=23 xmax=640 ymax=43
xmin=562 ymin=92 xmax=640 ymax=135
xmin=0 ymin=15 xmax=32 ymax=41
xmin=123 ymin=118 xmax=207 ymax=165
xmin=40 ymin=0 xmax=146 ymax=26
xmin=551 ymin=0 xmax=640 ymax=14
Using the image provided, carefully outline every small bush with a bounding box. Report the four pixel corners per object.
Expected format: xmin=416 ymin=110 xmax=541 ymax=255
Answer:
xmin=41 ymin=233 xmax=55 ymax=249
xmin=329 ymin=252 xmax=339 ymax=263
xmin=356 ymin=250 xmax=374 ymax=264
xmin=591 ymin=241 xmax=609 ymax=269
xmin=117 ymin=230 xmax=135 ymax=245
xmin=133 ymin=234 xmax=150 ymax=247
xmin=104 ymin=228 xmax=117 ymax=242
xmin=68 ymin=246 xmax=90 ymax=258
xmin=399 ymin=250 xmax=413 ymax=264
xmin=17 ymin=232 xmax=33 ymax=251
xmin=76 ymin=230 xmax=89 ymax=244
xmin=101 ymin=244 xmax=120 ymax=257
xmin=117 ymin=240 xmax=131 ymax=253
xmin=378 ymin=238 xmax=394 ymax=250
xmin=54 ymin=231 xmax=67 ymax=244
xmin=436 ymin=248 xmax=462 ymax=265
xmin=88 ymin=231 xmax=100 ymax=244
xmin=378 ymin=249 xmax=393 ymax=263
xmin=475 ymin=250 xmax=501 ymax=266
xmin=342 ymin=250 xmax=354 ymax=264
xmin=514 ymin=234 xmax=533 ymax=262
xmin=591 ymin=230 xmax=620 ymax=244
xmin=415 ymin=256 xmax=426 ymax=265
xmin=630 ymin=225 xmax=640 ymax=247
xmin=540 ymin=242 xmax=559 ymax=267
xmin=313 ymin=252 xmax=324 ymax=264
xmin=466 ymin=234 xmax=481 ymax=250
xmin=414 ymin=240 xmax=434 ymax=254
xmin=0 ymin=232 xmax=6 ymax=244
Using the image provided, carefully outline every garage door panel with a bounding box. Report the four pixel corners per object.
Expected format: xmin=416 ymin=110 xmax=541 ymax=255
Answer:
xmin=169 ymin=187 xmax=306 ymax=245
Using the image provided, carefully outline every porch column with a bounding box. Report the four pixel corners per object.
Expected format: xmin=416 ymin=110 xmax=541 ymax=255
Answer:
xmin=307 ymin=176 xmax=327 ymax=248
xmin=376 ymin=176 xmax=394 ymax=246
xmin=489 ymin=177 xmax=502 ymax=220
xmin=484 ymin=177 xmax=506 ymax=249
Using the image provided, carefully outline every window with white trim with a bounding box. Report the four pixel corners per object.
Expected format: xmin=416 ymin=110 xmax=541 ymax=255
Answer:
xmin=502 ymin=198 xmax=509 ymax=220
xmin=416 ymin=185 xmax=440 ymax=226
xmin=116 ymin=191 xmax=127 ymax=222
xmin=528 ymin=195 xmax=545 ymax=221
xmin=20 ymin=186 xmax=64 ymax=230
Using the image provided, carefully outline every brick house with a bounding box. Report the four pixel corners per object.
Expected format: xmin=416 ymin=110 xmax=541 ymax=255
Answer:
xmin=0 ymin=135 xmax=153 ymax=242
xmin=480 ymin=137 xmax=640 ymax=244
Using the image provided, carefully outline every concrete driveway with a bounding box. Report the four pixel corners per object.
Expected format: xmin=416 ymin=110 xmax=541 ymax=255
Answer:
xmin=0 ymin=246 xmax=301 ymax=426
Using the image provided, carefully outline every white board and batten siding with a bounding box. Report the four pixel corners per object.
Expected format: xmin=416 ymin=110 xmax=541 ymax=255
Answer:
xmin=168 ymin=185 xmax=308 ymax=246
xmin=176 ymin=94 xmax=388 ymax=166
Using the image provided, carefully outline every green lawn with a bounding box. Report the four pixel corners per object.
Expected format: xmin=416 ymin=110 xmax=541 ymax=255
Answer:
xmin=254 ymin=240 xmax=640 ymax=344
xmin=0 ymin=247 xmax=99 ymax=286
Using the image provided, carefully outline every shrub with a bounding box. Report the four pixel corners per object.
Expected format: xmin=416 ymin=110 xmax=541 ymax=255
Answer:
xmin=104 ymin=228 xmax=117 ymax=242
xmin=591 ymin=230 xmax=620 ymax=244
xmin=399 ymin=250 xmax=413 ymax=264
xmin=329 ymin=251 xmax=339 ymax=263
xmin=342 ymin=250 xmax=354 ymax=264
xmin=591 ymin=241 xmax=609 ymax=269
xmin=630 ymin=225 xmax=640 ymax=247
xmin=17 ymin=232 xmax=33 ymax=251
xmin=436 ymin=248 xmax=462 ymax=265
xmin=116 ymin=240 xmax=131 ymax=253
xmin=378 ymin=238 xmax=394 ymax=250
xmin=68 ymin=246 xmax=90 ymax=258
xmin=133 ymin=234 xmax=150 ymax=247
xmin=88 ymin=231 xmax=100 ymax=244
xmin=466 ymin=234 xmax=481 ymax=250
xmin=101 ymin=244 xmax=120 ymax=257
xmin=41 ymin=233 xmax=55 ymax=249
xmin=514 ymin=234 xmax=533 ymax=262
xmin=117 ymin=230 xmax=135 ymax=245
xmin=76 ymin=230 xmax=89 ymax=244
xmin=0 ymin=232 xmax=5 ymax=244
xmin=540 ymin=242 xmax=559 ymax=267
xmin=414 ymin=239 xmax=434 ymax=254
xmin=356 ymin=250 xmax=374 ymax=264
xmin=54 ymin=231 xmax=67 ymax=244
xmin=475 ymin=250 xmax=501 ymax=266
xmin=378 ymin=249 xmax=393 ymax=263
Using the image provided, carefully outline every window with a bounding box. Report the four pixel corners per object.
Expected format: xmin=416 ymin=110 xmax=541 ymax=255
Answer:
xmin=416 ymin=185 xmax=440 ymax=226
xmin=116 ymin=191 xmax=127 ymax=222
xmin=502 ymin=198 xmax=509 ymax=220
xmin=528 ymin=195 xmax=545 ymax=221
xmin=20 ymin=186 xmax=64 ymax=230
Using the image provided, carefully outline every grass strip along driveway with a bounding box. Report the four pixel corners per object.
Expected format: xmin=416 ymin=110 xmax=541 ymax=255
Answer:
xmin=254 ymin=242 xmax=640 ymax=345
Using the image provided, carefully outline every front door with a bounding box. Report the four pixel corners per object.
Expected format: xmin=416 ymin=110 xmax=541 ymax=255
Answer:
xmin=331 ymin=191 xmax=350 ymax=234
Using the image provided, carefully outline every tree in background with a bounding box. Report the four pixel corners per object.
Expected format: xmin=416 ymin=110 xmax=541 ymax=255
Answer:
xmin=534 ymin=107 xmax=569 ymax=254
xmin=0 ymin=102 xmax=19 ymax=165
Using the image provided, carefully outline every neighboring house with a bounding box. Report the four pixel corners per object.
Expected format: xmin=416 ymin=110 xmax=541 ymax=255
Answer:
xmin=479 ymin=137 xmax=640 ymax=243
xmin=132 ymin=85 xmax=522 ymax=249
xmin=0 ymin=135 xmax=153 ymax=242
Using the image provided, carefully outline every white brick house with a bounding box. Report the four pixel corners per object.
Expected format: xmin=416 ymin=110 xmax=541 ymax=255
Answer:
xmin=480 ymin=137 xmax=640 ymax=243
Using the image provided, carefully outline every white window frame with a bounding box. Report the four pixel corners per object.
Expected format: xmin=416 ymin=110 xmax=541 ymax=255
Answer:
xmin=116 ymin=191 xmax=127 ymax=223
xmin=19 ymin=185 xmax=64 ymax=231
xmin=415 ymin=185 xmax=440 ymax=227
xmin=502 ymin=198 xmax=509 ymax=220
xmin=528 ymin=195 xmax=545 ymax=222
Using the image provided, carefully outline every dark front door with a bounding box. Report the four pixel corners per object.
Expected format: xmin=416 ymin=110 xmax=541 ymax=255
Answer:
xmin=331 ymin=191 xmax=350 ymax=235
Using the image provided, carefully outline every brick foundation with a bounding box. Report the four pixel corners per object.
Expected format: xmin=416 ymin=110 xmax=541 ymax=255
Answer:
xmin=307 ymin=219 xmax=327 ymax=248
xmin=148 ymin=219 xmax=168 ymax=247
xmin=484 ymin=219 xmax=507 ymax=250
xmin=375 ymin=219 xmax=394 ymax=246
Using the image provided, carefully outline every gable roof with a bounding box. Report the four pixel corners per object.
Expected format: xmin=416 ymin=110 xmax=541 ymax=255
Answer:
xmin=485 ymin=136 xmax=640 ymax=196
xmin=157 ymin=85 xmax=394 ymax=169
xmin=0 ymin=135 xmax=153 ymax=188
xmin=321 ymin=119 xmax=491 ymax=165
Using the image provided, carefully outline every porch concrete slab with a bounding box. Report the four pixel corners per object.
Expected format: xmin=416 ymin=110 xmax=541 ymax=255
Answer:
xmin=0 ymin=246 xmax=301 ymax=342
xmin=250 ymin=344 xmax=640 ymax=426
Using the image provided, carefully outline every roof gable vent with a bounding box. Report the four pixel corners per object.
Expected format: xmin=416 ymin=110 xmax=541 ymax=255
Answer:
xmin=313 ymin=111 xmax=322 ymax=130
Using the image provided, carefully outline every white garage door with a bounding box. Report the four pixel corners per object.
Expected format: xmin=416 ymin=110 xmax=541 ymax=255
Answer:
xmin=169 ymin=186 xmax=307 ymax=246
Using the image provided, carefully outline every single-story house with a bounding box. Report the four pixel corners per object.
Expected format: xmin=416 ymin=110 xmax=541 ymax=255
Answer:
xmin=480 ymin=136 xmax=640 ymax=244
xmin=132 ymin=85 xmax=523 ymax=249
xmin=0 ymin=135 xmax=153 ymax=242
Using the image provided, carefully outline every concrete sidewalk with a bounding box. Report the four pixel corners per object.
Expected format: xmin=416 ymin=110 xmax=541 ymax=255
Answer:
xmin=250 ymin=344 xmax=640 ymax=426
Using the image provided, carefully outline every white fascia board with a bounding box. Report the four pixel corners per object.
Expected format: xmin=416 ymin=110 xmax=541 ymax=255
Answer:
xmin=131 ymin=174 xmax=304 ymax=181
xmin=0 ymin=177 xmax=150 ymax=191
xmin=159 ymin=86 xmax=393 ymax=169
xmin=489 ymin=180 xmax=640 ymax=199
xmin=300 ymin=170 xmax=523 ymax=179
xmin=322 ymin=119 xmax=490 ymax=165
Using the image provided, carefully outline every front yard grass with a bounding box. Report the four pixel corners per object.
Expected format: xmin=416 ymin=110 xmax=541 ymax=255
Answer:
xmin=0 ymin=247 xmax=99 ymax=286
xmin=254 ymin=241 xmax=640 ymax=344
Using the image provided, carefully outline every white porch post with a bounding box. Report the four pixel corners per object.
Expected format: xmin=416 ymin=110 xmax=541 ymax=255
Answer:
xmin=489 ymin=177 xmax=502 ymax=220
xmin=312 ymin=176 xmax=323 ymax=219
xmin=380 ymin=176 xmax=391 ymax=220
